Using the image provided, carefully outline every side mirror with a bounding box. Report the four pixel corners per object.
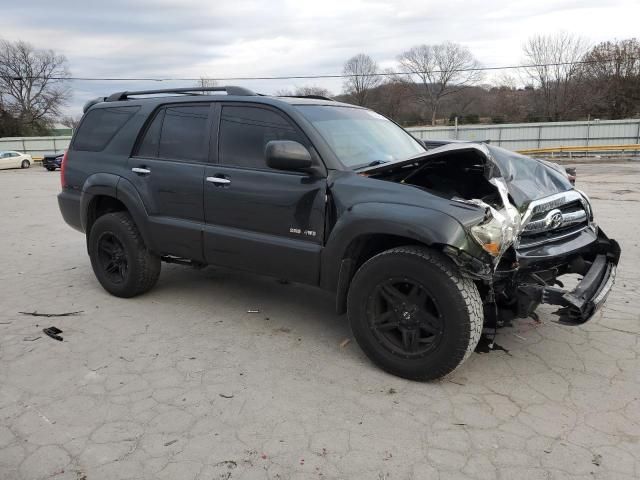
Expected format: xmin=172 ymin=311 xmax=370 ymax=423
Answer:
xmin=265 ymin=140 xmax=313 ymax=172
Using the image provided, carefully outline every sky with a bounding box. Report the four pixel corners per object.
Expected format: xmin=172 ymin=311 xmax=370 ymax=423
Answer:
xmin=1 ymin=0 xmax=639 ymax=116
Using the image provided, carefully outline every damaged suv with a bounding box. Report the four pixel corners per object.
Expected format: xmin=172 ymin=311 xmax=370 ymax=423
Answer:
xmin=58 ymin=87 xmax=620 ymax=380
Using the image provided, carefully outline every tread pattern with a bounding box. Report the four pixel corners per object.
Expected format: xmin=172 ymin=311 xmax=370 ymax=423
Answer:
xmin=91 ymin=212 xmax=160 ymax=297
xmin=349 ymin=245 xmax=483 ymax=380
xmin=112 ymin=212 xmax=161 ymax=296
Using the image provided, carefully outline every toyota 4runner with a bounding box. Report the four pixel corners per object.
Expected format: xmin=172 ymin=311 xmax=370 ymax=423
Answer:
xmin=58 ymin=86 xmax=620 ymax=380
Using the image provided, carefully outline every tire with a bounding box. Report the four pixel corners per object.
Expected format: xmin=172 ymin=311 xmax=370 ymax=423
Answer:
xmin=46 ymin=167 xmax=56 ymax=171
xmin=21 ymin=159 xmax=30 ymax=169
xmin=88 ymin=212 xmax=161 ymax=298
xmin=347 ymin=246 xmax=482 ymax=381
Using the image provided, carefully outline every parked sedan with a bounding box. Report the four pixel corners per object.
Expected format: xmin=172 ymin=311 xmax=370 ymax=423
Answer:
xmin=42 ymin=152 xmax=64 ymax=171
xmin=0 ymin=151 xmax=31 ymax=170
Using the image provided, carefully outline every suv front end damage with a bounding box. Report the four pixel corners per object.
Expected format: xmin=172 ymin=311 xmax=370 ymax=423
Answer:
xmin=363 ymin=143 xmax=620 ymax=326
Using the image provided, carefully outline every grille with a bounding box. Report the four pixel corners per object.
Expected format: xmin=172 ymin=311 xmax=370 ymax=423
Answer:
xmin=519 ymin=195 xmax=589 ymax=248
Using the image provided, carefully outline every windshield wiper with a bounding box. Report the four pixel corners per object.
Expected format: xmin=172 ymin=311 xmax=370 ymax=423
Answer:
xmin=354 ymin=159 xmax=390 ymax=170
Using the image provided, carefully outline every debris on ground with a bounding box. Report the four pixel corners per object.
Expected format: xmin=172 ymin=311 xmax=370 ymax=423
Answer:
xmin=247 ymin=309 xmax=260 ymax=313
xmin=219 ymin=393 xmax=234 ymax=399
xmin=475 ymin=335 xmax=510 ymax=355
xmin=164 ymin=439 xmax=178 ymax=447
xmin=592 ymin=453 xmax=602 ymax=466
xmin=23 ymin=335 xmax=41 ymax=342
xmin=339 ymin=338 xmax=351 ymax=348
xmin=387 ymin=388 xmax=397 ymax=395
xmin=20 ymin=311 xmax=83 ymax=318
xmin=43 ymin=326 xmax=63 ymax=341
xmin=0 ymin=321 xmax=12 ymax=325
xmin=448 ymin=377 xmax=467 ymax=386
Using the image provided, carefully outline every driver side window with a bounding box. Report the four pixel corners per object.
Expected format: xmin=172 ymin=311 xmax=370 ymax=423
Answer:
xmin=218 ymin=106 xmax=305 ymax=170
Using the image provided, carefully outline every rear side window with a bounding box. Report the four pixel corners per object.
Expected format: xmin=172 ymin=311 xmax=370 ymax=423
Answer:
xmin=73 ymin=106 xmax=139 ymax=152
xmin=219 ymin=106 xmax=304 ymax=169
xmin=136 ymin=105 xmax=210 ymax=162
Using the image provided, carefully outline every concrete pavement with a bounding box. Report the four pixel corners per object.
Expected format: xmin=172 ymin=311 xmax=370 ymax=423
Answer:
xmin=1 ymin=163 xmax=639 ymax=479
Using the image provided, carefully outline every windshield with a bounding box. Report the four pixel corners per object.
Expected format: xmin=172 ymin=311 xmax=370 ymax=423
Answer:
xmin=296 ymin=105 xmax=425 ymax=169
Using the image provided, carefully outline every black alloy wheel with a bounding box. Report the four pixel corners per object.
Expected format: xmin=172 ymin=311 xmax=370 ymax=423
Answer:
xmin=366 ymin=277 xmax=444 ymax=358
xmin=97 ymin=232 xmax=129 ymax=284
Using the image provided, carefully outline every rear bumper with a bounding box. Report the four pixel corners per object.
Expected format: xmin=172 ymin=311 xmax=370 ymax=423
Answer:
xmin=58 ymin=190 xmax=83 ymax=233
xmin=516 ymin=229 xmax=620 ymax=324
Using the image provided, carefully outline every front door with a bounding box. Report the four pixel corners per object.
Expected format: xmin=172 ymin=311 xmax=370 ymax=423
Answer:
xmin=127 ymin=103 xmax=212 ymax=261
xmin=203 ymin=104 xmax=326 ymax=284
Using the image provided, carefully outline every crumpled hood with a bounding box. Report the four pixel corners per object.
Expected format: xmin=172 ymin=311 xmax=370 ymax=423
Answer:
xmin=360 ymin=142 xmax=573 ymax=209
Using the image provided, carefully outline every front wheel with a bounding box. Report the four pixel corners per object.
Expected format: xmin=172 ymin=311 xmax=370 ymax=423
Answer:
xmin=347 ymin=246 xmax=483 ymax=381
xmin=88 ymin=212 xmax=161 ymax=297
xmin=21 ymin=159 xmax=30 ymax=169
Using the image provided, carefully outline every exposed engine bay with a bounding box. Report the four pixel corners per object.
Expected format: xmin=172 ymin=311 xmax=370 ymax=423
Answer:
xmin=360 ymin=143 xmax=620 ymax=325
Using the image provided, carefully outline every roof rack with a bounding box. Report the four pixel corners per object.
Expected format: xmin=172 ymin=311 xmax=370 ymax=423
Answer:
xmin=280 ymin=95 xmax=335 ymax=101
xmin=105 ymin=86 xmax=256 ymax=102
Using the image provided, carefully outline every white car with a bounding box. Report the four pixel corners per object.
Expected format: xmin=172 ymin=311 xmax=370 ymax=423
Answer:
xmin=0 ymin=151 xmax=32 ymax=170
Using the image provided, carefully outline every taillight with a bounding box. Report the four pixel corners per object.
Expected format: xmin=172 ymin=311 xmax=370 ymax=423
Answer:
xmin=60 ymin=150 xmax=68 ymax=188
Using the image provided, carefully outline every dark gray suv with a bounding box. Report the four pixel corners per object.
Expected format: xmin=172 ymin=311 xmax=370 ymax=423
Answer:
xmin=58 ymin=86 xmax=620 ymax=380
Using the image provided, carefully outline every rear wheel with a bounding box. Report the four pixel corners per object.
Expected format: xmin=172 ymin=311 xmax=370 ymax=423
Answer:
xmin=347 ymin=246 xmax=482 ymax=381
xmin=89 ymin=212 xmax=161 ymax=297
xmin=46 ymin=166 xmax=56 ymax=171
xmin=21 ymin=159 xmax=30 ymax=169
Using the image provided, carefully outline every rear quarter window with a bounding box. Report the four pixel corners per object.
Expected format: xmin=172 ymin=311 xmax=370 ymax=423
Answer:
xmin=73 ymin=106 xmax=140 ymax=152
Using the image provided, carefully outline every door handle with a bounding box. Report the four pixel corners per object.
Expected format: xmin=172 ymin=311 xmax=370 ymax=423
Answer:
xmin=132 ymin=167 xmax=151 ymax=175
xmin=206 ymin=176 xmax=231 ymax=185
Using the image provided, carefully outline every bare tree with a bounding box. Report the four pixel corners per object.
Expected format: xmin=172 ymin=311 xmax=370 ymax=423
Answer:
xmin=0 ymin=40 xmax=70 ymax=133
xmin=275 ymin=85 xmax=332 ymax=97
xmin=397 ymin=43 xmax=482 ymax=125
xmin=374 ymin=71 xmax=410 ymax=121
xmin=581 ymin=38 xmax=640 ymax=119
xmin=522 ymin=33 xmax=590 ymax=121
xmin=61 ymin=114 xmax=82 ymax=131
xmin=342 ymin=54 xmax=381 ymax=106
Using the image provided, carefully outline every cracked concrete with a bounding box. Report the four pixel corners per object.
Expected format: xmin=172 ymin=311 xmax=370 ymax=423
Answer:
xmin=1 ymin=162 xmax=639 ymax=479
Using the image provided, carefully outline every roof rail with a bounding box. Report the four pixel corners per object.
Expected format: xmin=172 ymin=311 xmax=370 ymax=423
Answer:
xmin=280 ymin=95 xmax=335 ymax=101
xmin=105 ymin=86 xmax=256 ymax=102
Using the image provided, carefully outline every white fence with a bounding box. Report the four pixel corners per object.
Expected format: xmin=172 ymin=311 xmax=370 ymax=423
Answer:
xmin=2 ymin=118 xmax=640 ymax=158
xmin=0 ymin=136 xmax=71 ymax=159
xmin=406 ymin=118 xmax=640 ymax=151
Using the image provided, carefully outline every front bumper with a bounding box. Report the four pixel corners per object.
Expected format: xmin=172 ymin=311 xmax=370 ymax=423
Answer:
xmin=516 ymin=229 xmax=620 ymax=324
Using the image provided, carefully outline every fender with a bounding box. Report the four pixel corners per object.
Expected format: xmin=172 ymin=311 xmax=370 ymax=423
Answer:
xmin=320 ymin=202 xmax=475 ymax=292
xmin=80 ymin=173 xmax=120 ymax=232
xmin=115 ymin=176 xmax=157 ymax=252
xmin=79 ymin=173 xmax=156 ymax=253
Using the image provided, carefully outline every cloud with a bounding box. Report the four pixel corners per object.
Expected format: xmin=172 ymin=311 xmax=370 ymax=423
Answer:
xmin=1 ymin=0 xmax=639 ymax=114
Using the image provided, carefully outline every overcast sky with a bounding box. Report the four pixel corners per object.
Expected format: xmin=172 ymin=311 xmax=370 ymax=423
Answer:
xmin=2 ymin=0 xmax=639 ymax=115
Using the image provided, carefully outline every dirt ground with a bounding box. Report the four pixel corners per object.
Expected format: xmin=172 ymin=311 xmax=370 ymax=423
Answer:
xmin=1 ymin=162 xmax=639 ymax=480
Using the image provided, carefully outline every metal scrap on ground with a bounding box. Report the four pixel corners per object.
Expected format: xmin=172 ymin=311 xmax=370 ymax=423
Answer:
xmin=19 ymin=310 xmax=83 ymax=317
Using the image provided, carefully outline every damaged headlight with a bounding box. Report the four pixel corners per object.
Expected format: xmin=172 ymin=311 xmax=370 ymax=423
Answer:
xmin=470 ymin=206 xmax=517 ymax=256
xmin=468 ymin=178 xmax=521 ymax=258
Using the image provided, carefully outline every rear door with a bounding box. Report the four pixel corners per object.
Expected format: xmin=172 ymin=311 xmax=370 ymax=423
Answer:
xmin=203 ymin=104 xmax=326 ymax=284
xmin=127 ymin=103 xmax=212 ymax=261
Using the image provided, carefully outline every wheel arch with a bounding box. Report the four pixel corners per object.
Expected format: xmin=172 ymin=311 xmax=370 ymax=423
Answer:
xmin=81 ymin=173 xmax=155 ymax=253
xmin=321 ymin=203 xmax=470 ymax=314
